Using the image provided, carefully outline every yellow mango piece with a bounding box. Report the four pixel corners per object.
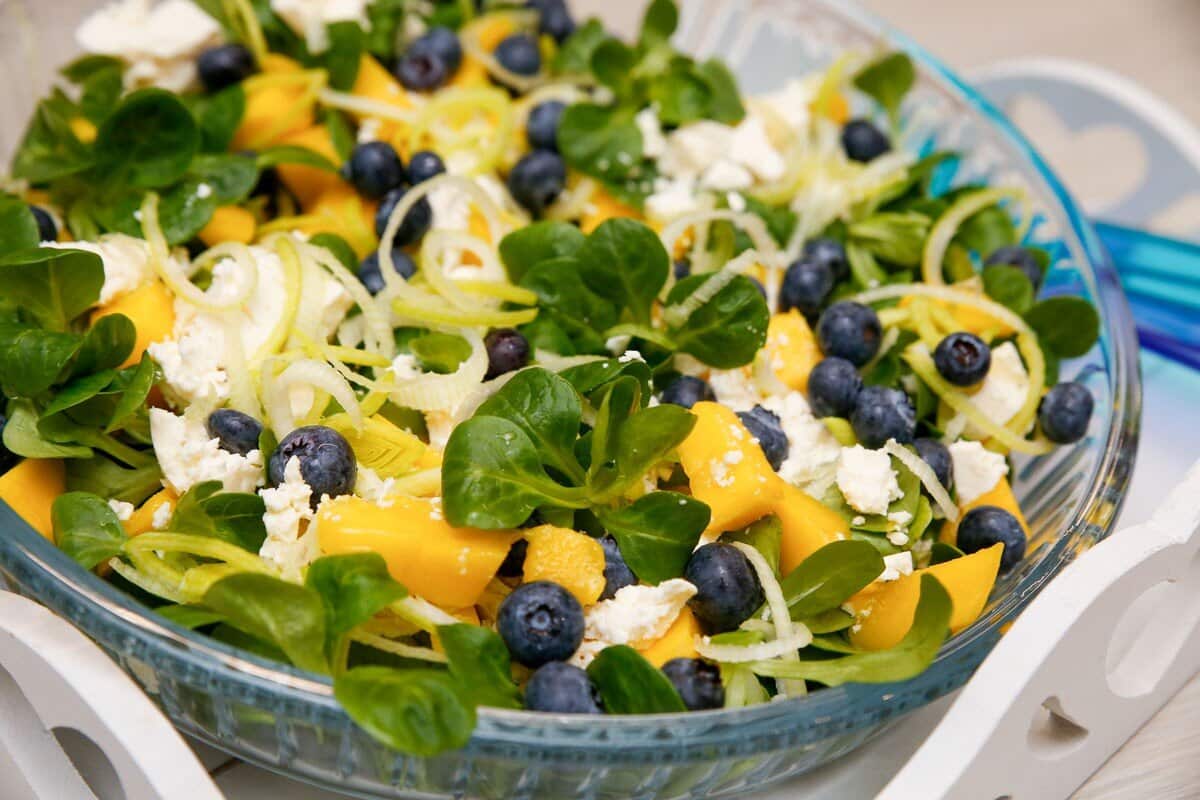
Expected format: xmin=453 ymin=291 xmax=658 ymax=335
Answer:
xmin=0 ymin=459 xmax=66 ymax=541
xmin=276 ymin=126 xmax=344 ymax=208
xmin=677 ymin=402 xmax=782 ymax=535
xmin=450 ymin=55 xmax=491 ymax=89
xmin=899 ymin=295 xmax=1016 ymax=339
xmin=317 ymin=495 xmax=521 ymax=608
xmin=580 ymin=186 xmax=643 ymax=234
xmin=351 ymin=55 xmax=414 ymax=144
xmin=846 ymin=543 xmax=1003 ymax=651
xmin=521 ymin=525 xmax=606 ymax=606
xmin=813 ymin=91 xmax=850 ymax=124
xmin=199 ymin=205 xmax=257 ymax=246
xmin=474 ymin=15 xmax=518 ymax=51
xmin=124 ymin=488 xmax=178 ymax=537
xmin=232 ymin=55 xmax=315 ymax=150
xmin=639 ymin=608 xmax=701 ymax=667
xmin=775 ymin=481 xmax=850 ymax=574
xmin=765 ymin=310 xmax=821 ymax=393
xmin=297 ymin=185 xmax=378 ymax=257
xmin=940 ymin=476 xmax=1030 ymax=548
xmin=91 ymin=280 xmax=176 ymax=369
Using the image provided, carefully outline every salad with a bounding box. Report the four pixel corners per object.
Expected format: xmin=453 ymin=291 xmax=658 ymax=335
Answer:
xmin=0 ymin=0 xmax=1101 ymax=754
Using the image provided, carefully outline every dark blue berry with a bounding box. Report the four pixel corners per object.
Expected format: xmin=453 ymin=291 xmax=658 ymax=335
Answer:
xmin=807 ymin=357 xmax=862 ymax=418
xmin=406 ymin=150 xmax=446 ymax=184
xmin=841 ymin=119 xmax=891 ymax=163
xmin=410 ymin=26 xmax=462 ymax=74
xmin=957 ymin=505 xmax=1026 ymax=571
xmin=673 ymin=258 xmax=691 ymax=281
xmin=357 ymin=248 xmax=417 ymax=295
xmin=495 ymin=34 xmax=542 ymax=76
xmin=205 ymin=409 xmax=263 ymax=456
xmin=0 ymin=413 xmax=19 ymax=475
xmin=344 ymin=142 xmax=406 ymax=200
xmin=267 ymin=425 xmax=356 ymax=508
xmin=598 ymin=534 xmax=636 ymax=600
xmin=816 ymin=302 xmax=882 ymax=366
xmin=850 ymin=385 xmax=916 ymax=448
xmin=197 ymin=44 xmax=256 ymax=92
xmin=526 ymin=100 xmax=565 ymax=152
xmin=913 ymin=437 xmax=953 ymax=492
xmin=803 ymin=238 xmax=849 ymax=281
xmin=497 ymin=539 xmax=529 ymax=578
xmin=1038 ymin=381 xmax=1093 ymax=444
xmin=524 ymin=662 xmax=603 ymax=713
xmin=528 ymin=0 xmax=576 ymax=42
xmin=484 ymin=328 xmax=531 ymax=380
xmin=497 ymin=581 xmax=585 ymax=668
xmin=934 ymin=332 xmax=991 ymax=387
xmin=661 ymin=658 xmax=724 ymax=710
xmin=30 ymin=206 xmax=56 ymax=242
xmin=394 ymin=49 xmax=448 ymax=91
xmin=507 ymin=151 xmax=565 ymax=215
xmin=737 ymin=405 xmax=789 ymax=472
xmin=684 ymin=543 xmax=765 ymax=634
xmin=986 ymin=245 xmax=1043 ymax=291
xmin=375 ymin=187 xmax=433 ymax=245
xmin=660 ymin=376 xmax=714 ymax=409
xmin=779 ymin=256 xmax=833 ymax=318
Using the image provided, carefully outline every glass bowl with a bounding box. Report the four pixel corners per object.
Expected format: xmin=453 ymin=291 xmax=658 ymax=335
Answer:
xmin=0 ymin=0 xmax=1141 ymax=797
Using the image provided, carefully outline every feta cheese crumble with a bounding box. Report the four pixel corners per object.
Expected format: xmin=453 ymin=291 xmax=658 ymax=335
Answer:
xmin=77 ymin=0 xmax=221 ymax=91
xmin=836 ymin=445 xmax=902 ymax=516
xmin=45 ymin=236 xmax=158 ymax=306
xmin=271 ymin=0 xmax=371 ymax=53
xmin=962 ymin=342 xmax=1030 ymax=436
xmin=878 ymin=551 xmax=914 ymax=582
xmin=760 ymin=391 xmax=841 ymax=492
xmin=151 ymin=501 xmax=174 ymax=530
xmin=149 ymin=408 xmax=265 ymax=495
xmin=108 ymin=499 xmax=134 ymax=521
xmin=571 ymin=579 xmax=697 ymax=666
xmin=949 ymin=440 xmax=1009 ymax=506
xmin=258 ymin=457 xmax=319 ymax=581
xmin=708 ymin=368 xmax=761 ymax=413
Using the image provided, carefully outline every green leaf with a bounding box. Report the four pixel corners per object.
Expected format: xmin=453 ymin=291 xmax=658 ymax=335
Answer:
xmin=722 ymin=516 xmax=782 ymax=576
xmin=94 ymin=89 xmax=199 ymax=189
xmin=323 ymin=21 xmax=365 ymax=90
xmin=601 ymin=403 xmax=695 ymax=497
xmin=51 ymin=492 xmax=128 ymax=569
xmin=40 ymin=369 xmax=118 ymax=418
xmin=751 ymin=574 xmax=952 ymax=686
xmin=648 ymin=68 xmax=711 ymax=127
xmin=587 ymin=375 xmax=641 ymax=489
xmin=12 ymin=90 xmax=95 ymax=183
xmin=803 ymin=608 xmax=856 ymax=634
xmin=779 ymin=540 xmax=884 ymax=619
xmin=576 ymin=219 xmax=669 ymax=325
xmin=558 ymin=104 xmax=647 ymax=198
xmin=742 ymin=196 xmax=796 ymax=247
xmin=559 ymin=357 xmax=653 ymax=403
xmin=194 ymin=84 xmax=246 ymax=152
xmin=410 ymin=331 xmax=472 ymax=375
xmin=1024 ymin=296 xmax=1101 ymax=358
xmin=156 ymin=604 xmax=226 ymax=630
xmin=695 ymin=59 xmax=745 ymax=124
xmin=0 ymin=246 xmax=104 ymax=331
xmin=499 ymin=221 xmax=587 ymax=282
xmin=519 ymin=257 xmax=618 ymax=354
xmin=852 ymin=52 xmax=915 ymax=121
xmin=65 ymin=455 xmax=162 ymax=505
xmin=310 ymin=233 xmax=358 ymax=270
xmin=334 ymin=667 xmax=474 ymax=755
xmin=846 ymin=241 xmax=889 ymax=290
xmin=929 ymin=541 xmax=965 ymax=566
xmin=188 ymin=153 xmax=259 ymax=204
xmin=0 ymin=325 xmax=82 ymax=397
xmin=203 ymin=573 xmax=330 ymax=674
xmin=596 ymin=492 xmax=709 ymax=583
xmin=954 ymin=203 xmax=1017 ymax=256
xmin=73 ymin=313 xmax=136 ymax=377
xmin=590 ymin=39 xmax=636 ymax=94
xmin=106 ymin=354 xmax=157 ymax=433
xmin=639 ymin=0 xmax=679 ymax=45
xmin=364 ymin=0 xmax=407 ymax=60
xmin=588 ymin=645 xmax=686 ymax=713
xmin=0 ymin=194 xmax=40 ymax=252
xmin=474 ymin=368 xmax=587 ymax=484
xmin=255 ymin=145 xmax=338 ymax=172
xmin=849 ymin=212 xmax=931 ymax=267
xmin=306 ymin=552 xmax=408 ymax=639
xmin=3 ymin=401 xmax=92 ymax=459
xmin=169 ymin=482 xmax=268 ymax=552
xmin=666 ymin=274 xmax=770 ymax=368
xmin=982 ymin=265 xmax=1034 ymax=314
xmin=436 ymin=624 xmax=522 ymax=710
xmin=553 ymin=19 xmax=608 ymax=75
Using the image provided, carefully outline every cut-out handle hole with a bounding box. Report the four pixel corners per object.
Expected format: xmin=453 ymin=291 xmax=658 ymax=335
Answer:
xmin=1027 ymin=696 xmax=1089 ymax=760
xmin=52 ymin=727 xmax=126 ymax=800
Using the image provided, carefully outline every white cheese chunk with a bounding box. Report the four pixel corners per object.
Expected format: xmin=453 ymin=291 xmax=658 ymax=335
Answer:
xmin=271 ymin=0 xmax=371 ymax=53
xmin=878 ymin=551 xmax=914 ymax=582
xmin=151 ymin=500 xmax=174 ymax=530
xmin=949 ymin=440 xmax=1009 ymax=506
xmin=645 ymin=176 xmax=701 ymax=222
xmin=963 ymin=342 xmax=1030 ymax=436
xmin=760 ymin=391 xmax=841 ymax=491
xmin=45 ymin=236 xmax=157 ymax=306
xmin=77 ymin=0 xmax=221 ymax=91
xmin=661 ymin=121 xmax=733 ymax=175
xmin=836 ymin=445 xmax=902 ymax=516
xmin=709 ymin=368 xmax=762 ymax=413
xmin=258 ymin=456 xmax=319 ymax=581
xmin=107 ymin=499 xmax=135 ymax=521
xmin=635 ymin=107 xmax=668 ymax=159
xmin=730 ymin=115 xmax=786 ymax=182
xmin=700 ymin=159 xmax=754 ymax=191
xmin=149 ymin=408 xmax=265 ymax=495
xmin=579 ymin=579 xmax=697 ymax=659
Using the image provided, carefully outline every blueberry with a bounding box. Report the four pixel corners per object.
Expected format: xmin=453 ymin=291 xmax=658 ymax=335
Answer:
xmin=956 ymin=505 xmax=1026 ymax=571
xmin=779 ymin=256 xmax=834 ymax=318
xmin=197 ymin=44 xmax=256 ymax=92
xmin=0 ymin=413 xmax=19 ymax=476
xmin=406 ymin=150 xmax=446 ymax=184
xmin=495 ymin=34 xmax=542 ymax=76
xmin=497 ymin=581 xmax=585 ymax=668
xmin=673 ymin=258 xmax=691 ymax=281
xmin=841 ymin=119 xmax=891 ymax=163
xmin=410 ymin=26 xmax=462 ymax=74
xmin=850 ymin=385 xmax=916 ymax=448
xmin=205 ymin=409 xmax=263 ymax=456
xmin=661 ymin=658 xmax=724 ymax=710
xmin=497 ymin=539 xmax=529 ymax=578
xmin=528 ymin=0 xmax=576 ymax=42
xmin=375 ymin=187 xmax=433 ymax=245
xmin=684 ymin=543 xmax=765 ymax=634
xmin=357 ymin=248 xmax=417 ymax=295
xmin=913 ymin=437 xmax=953 ymax=492
xmin=598 ymin=535 xmax=636 ymax=600
xmin=267 ymin=425 xmax=356 ymax=508
xmin=986 ymin=245 xmax=1043 ymax=291
xmin=816 ymin=302 xmax=882 ymax=366
xmin=526 ymin=100 xmax=566 ymax=152
xmin=344 ymin=142 xmax=406 ymax=200
xmin=1038 ymin=381 xmax=1094 ymax=444
xmin=484 ymin=328 xmax=531 ymax=380
xmin=933 ymin=332 xmax=991 ymax=387
xmin=803 ymin=238 xmax=849 ymax=281
xmin=737 ymin=405 xmax=789 ymax=472
xmin=807 ymin=357 xmax=862 ymax=418
xmin=507 ymin=151 xmax=566 ymax=215
xmin=30 ymin=206 xmax=56 ymax=242
xmin=394 ymin=48 xmax=448 ymax=92
xmin=524 ymin=662 xmax=603 ymax=713
xmin=660 ymin=376 xmax=715 ymax=409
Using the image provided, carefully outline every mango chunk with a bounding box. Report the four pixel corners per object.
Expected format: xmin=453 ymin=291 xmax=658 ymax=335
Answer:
xmin=0 ymin=459 xmax=66 ymax=541
xmin=232 ymin=55 xmax=315 ymax=150
xmin=677 ymin=402 xmax=782 ymax=535
xmin=91 ymin=280 xmax=175 ymax=368
xmin=350 ymin=55 xmax=415 ymax=147
xmin=317 ymin=495 xmax=520 ymax=608
xmin=939 ymin=477 xmax=1029 ymax=548
xmin=775 ymin=481 xmax=850 ymax=574
xmin=276 ymin=125 xmax=345 ymax=208
xmin=199 ymin=205 xmax=257 ymax=246
xmin=846 ymin=543 xmax=1003 ymax=651
xmin=899 ymin=294 xmax=1016 ymax=339
xmin=125 ymin=488 xmax=178 ymax=538
xmin=295 ymin=184 xmax=378 ymax=258
xmin=521 ymin=525 xmax=606 ymax=606
xmin=765 ymin=310 xmax=821 ymax=393
xmin=639 ymin=608 xmax=701 ymax=667
xmin=580 ymin=185 xmax=642 ymax=234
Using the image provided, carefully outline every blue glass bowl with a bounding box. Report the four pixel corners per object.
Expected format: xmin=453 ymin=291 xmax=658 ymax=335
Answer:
xmin=0 ymin=1 xmax=1141 ymax=797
